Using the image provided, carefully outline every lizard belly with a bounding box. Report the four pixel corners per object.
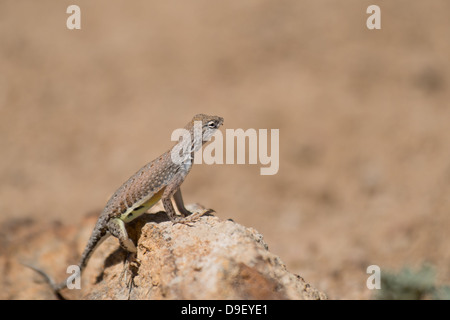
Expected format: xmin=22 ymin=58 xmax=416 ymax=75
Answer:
xmin=120 ymin=188 xmax=165 ymax=223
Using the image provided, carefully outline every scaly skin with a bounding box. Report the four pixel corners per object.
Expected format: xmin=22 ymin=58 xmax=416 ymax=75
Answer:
xmin=31 ymin=114 xmax=224 ymax=295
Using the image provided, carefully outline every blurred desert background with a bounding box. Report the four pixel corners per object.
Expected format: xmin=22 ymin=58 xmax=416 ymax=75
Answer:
xmin=1 ymin=0 xmax=450 ymax=299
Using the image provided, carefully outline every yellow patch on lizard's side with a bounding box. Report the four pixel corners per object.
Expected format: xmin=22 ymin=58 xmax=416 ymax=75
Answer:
xmin=120 ymin=187 xmax=166 ymax=223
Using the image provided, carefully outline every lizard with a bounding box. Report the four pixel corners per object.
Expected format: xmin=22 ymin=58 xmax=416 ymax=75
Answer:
xmin=27 ymin=113 xmax=224 ymax=297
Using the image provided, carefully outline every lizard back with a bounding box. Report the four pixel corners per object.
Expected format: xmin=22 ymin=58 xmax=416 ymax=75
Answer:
xmin=102 ymin=150 xmax=181 ymax=221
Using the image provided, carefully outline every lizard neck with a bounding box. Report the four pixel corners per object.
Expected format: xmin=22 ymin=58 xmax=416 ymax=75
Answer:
xmin=171 ymin=126 xmax=203 ymax=170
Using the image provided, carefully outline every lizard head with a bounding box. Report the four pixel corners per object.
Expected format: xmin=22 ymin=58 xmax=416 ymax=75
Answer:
xmin=190 ymin=114 xmax=224 ymax=143
xmin=171 ymin=114 xmax=224 ymax=163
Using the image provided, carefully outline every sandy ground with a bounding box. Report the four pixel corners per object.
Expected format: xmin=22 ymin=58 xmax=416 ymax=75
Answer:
xmin=1 ymin=0 xmax=450 ymax=299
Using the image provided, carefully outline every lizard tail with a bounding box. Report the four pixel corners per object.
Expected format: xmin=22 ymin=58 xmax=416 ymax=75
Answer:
xmin=21 ymin=227 xmax=109 ymax=299
xmin=21 ymin=262 xmax=68 ymax=299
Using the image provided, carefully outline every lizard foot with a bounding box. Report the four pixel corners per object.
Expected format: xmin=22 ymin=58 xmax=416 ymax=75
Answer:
xmin=119 ymin=252 xmax=140 ymax=296
xmin=172 ymin=208 xmax=215 ymax=226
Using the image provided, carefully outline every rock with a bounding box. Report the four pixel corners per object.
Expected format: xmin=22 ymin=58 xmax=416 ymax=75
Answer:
xmin=0 ymin=207 xmax=326 ymax=300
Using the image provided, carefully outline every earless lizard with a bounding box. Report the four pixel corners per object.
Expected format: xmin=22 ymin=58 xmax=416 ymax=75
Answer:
xmin=28 ymin=114 xmax=224 ymax=296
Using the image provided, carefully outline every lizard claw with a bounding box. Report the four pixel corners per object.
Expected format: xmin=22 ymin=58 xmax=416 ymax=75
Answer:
xmin=171 ymin=208 xmax=215 ymax=226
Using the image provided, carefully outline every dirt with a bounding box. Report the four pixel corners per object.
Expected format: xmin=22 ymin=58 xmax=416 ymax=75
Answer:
xmin=1 ymin=0 xmax=450 ymax=299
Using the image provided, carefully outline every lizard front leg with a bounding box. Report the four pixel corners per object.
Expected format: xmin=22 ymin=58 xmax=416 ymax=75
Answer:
xmin=162 ymin=180 xmax=214 ymax=224
xmin=161 ymin=174 xmax=187 ymax=223
xmin=162 ymin=197 xmax=183 ymax=223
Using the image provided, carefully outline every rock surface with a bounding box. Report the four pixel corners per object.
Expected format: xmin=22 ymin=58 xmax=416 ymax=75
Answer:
xmin=0 ymin=207 xmax=326 ymax=300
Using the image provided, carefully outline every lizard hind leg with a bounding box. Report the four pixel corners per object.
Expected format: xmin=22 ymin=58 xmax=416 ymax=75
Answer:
xmin=107 ymin=218 xmax=140 ymax=292
xmin=173 ymin=188 xmax=193 ymax=217
xmin=107 ymin=218 xmax=137 ymax=253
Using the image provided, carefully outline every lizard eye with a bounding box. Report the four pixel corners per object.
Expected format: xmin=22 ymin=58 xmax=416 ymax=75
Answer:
xmin=207 ymin=121 xmax=216 ymax=129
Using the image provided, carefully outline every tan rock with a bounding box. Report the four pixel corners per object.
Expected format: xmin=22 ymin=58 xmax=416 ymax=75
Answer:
xmin=1 ymin=209 xmax=326 ymax=300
